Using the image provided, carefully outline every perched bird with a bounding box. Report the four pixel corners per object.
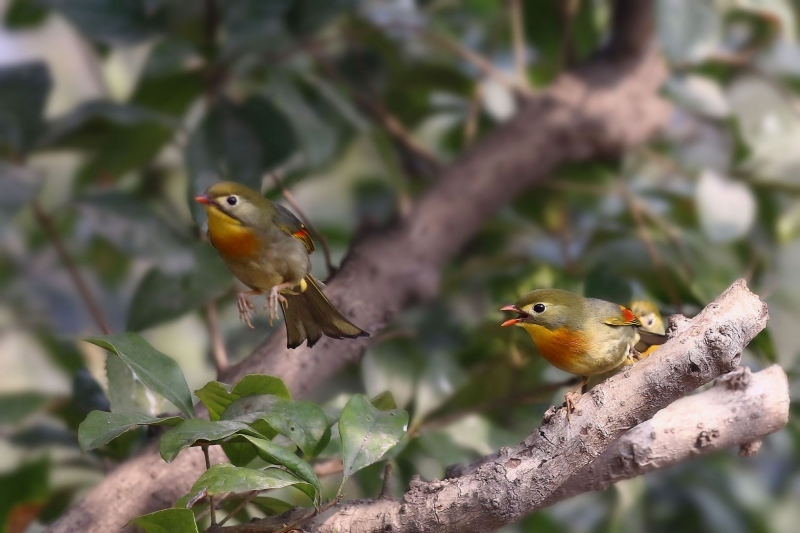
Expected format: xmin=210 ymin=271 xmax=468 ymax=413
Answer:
xmin=628 ymin=299 xmax=666 ymax=358
xmin=500 ymin=288 xmax=667 ymax=414
xmin=195 ymin=181 xmax=369 ymax=348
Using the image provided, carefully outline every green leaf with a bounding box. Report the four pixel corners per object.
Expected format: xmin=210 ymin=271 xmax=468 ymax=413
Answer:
xmin=249 ymin=399 xmax=330 ymax=458
xmin=4 ymin=0 xmax=50 ymax=29
xmin=232 ymin=375 xmax=291 ymax=399
xmin=187 ymin=96 xmax=295 ymax=223
xmin=85 ymin=333 xmax=194 ymax=418
xmin=0 ymin=392 xmax=48 ymax=426
xmin=127 ymin=243 xmax=232 ymax=331
xmin=370 ymin=391 xmax=397 ymax=411
xmin=194 ymin=382 xmax=233 ymax=421
xmin=196 ymin=375 xmax=291 ymax=422
xmin=178 ymin=463 xmax=311 ymax=508
xmin=78 ymin=411 xmax=183 ymax=452
xmin=239 ymin=435 xmax=321 ymax=505
xmin=0 ymin=61 xmax=51 ymax=156
xmin=41 ymin=100 xmax=178 ymax=181
xmin=39 ymin=100 xmax=175 ymax=149
xmin=130 ymin=508 xmax=198 ymax=533
xmin=51 ymin=0 xmax=169 ymax=45
xmin=158 ymin=419 xmax=258 ymax=462
xmin=339 ymin=394 xmax=408 ymax=479
xmin=105 ymin=349 xmax=146 ymax=415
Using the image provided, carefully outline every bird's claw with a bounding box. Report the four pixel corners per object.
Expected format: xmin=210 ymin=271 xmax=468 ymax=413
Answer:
xmin=265 ymin=286 xmax=289 ymax=326
xmin=564 ymin=391 xmax=581 ymax=422
xmin=237 ymin=293 xmax=257 ymax=329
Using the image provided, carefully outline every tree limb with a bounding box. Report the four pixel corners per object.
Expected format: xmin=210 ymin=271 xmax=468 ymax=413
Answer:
xmin=301 ymin=280 xmax=771 ymax=532
xmin=541 ymin=364 xmax=789 ymax=507
xmin=46 ymin=2 xmax=669 ymax=531
xmin=224 ymin=361 xmax=788 ymax=533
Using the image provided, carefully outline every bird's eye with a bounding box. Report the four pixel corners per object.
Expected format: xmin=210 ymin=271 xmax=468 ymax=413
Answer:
xmin=533 ymin=303 xmax=546 ymax=313
xmin=647 ymin=318 xmax=654 ymax=326
xmin=226 ymin=196 xmax=238 ymax=206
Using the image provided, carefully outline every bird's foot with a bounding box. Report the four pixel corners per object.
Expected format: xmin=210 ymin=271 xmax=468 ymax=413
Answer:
xmin=627 ymin=346 xmax=643 ymax=364
xmin=264 ymin=283 xmax=292 ymax=326
xmin=564 ymin=391 xmax=582 ymax=422
xmin=237 ymin=292 xmax=258 ymax=329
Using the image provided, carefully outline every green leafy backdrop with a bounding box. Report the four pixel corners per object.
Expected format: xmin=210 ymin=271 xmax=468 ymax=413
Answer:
xmin=1 ymin=0 xmax=800 ymax=532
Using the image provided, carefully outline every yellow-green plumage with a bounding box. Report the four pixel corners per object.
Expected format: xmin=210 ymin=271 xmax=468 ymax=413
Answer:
xmin=198 ymin=181 xmax=368 ymax=348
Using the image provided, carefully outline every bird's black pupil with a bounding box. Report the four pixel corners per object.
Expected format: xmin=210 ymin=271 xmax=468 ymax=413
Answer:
xmin=533 ymin=304 xmax=545 ymax=313
xmin=226 ymin=196 xmax=237 ymax=206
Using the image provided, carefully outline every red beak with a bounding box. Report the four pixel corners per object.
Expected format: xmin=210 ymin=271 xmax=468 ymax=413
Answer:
xmin=195 ymin=194 xmax=211 ymax=205
xmin=500 ymin=304 xmax=523 ymax=327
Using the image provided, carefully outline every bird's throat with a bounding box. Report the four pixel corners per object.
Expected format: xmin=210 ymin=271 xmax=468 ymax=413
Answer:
xmin=205 ymin=206 xmax=260 ymax=259
xmin=519 ymin=323 xmax=589 ymax=374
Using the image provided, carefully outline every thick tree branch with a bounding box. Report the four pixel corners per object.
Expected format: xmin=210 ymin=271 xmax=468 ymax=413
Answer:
xmin=47 ymin=2 xmax=669 ymax=532
xmin=224 ymin=362 xmax=788 ymax=533
xmin=301 ymin=280 xmax=770 ymax=532
xmin=542 ymin=364 xmax=789 ymax=507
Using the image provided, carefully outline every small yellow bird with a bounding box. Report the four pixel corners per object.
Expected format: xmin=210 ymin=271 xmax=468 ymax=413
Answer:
xmin=196 ymin=181 xmax=369 ymax=348
xmin=628 ymin=299 xmax=666 ymax=359
xmin=501 ymin=289 xmax=667 ymax=413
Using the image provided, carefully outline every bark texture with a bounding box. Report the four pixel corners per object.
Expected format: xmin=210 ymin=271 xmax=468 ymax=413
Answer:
xmin=298 ymin=280 xmax=771 ymax=532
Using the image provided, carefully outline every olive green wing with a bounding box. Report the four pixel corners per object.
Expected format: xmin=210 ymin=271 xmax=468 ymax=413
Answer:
xmin=272 ymin=202 xmax=315 ymax=253
xmin=603 ymin=305 xmax=643 ymax=327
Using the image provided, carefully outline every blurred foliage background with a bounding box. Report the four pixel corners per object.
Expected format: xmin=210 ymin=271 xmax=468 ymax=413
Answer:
xmin=1 ymin=0 xmax=800 ymax=531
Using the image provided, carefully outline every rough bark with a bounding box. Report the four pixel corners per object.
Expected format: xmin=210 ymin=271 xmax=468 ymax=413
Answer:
xmin=294 ymin=280 xmax=771 ymax=532
xmin=217 ymin=363 xmax=789 ymax=533
xmin=47 ymin=2 xmax=670 ymax=532
xmin=541 ymin=364 xmax=789 ymax=507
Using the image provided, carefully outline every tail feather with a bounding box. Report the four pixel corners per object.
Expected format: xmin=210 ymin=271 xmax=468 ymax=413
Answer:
xmin=281 ymin=275 xmax=369 ymax=349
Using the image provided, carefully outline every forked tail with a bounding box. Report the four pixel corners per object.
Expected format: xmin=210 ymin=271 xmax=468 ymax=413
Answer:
xmin=281 ymin=275 xmax=369 ymax=349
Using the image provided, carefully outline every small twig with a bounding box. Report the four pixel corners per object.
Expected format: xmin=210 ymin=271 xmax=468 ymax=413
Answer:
xmin=31 ymin=200 xmax=112 ymax=335
xmin=204 ymin=302 xmax=228 ymax=374
xmin=306 ymin=44 xmax=442 ymax=173
xmin=202 ymin=445 xmax=217 ymax=526
xmin=561 ymin=0 xmax=581 ymax=69
xmin=216 ymin=491 xmax=259 ymax=528
xmin=420 ymin=29 xmax=533 ymax=98
xmin=270 ymin=173 xmax=337 ymax=279
xmin=508 ymin=0 xmax=529 ymax=88
xmin=379 ymin=463 xmax=394 ymax=500
xmin=624 ymin=189 xmax=683 ymax=312
xmin=463 ymin=84 xmax=483 ymax=145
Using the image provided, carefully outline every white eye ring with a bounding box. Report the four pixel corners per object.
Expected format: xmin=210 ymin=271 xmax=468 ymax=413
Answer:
xmin=226 ymin=195 xmax=238 ymax=206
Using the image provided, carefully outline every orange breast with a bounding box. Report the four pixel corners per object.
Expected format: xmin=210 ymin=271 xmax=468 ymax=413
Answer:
xmin=522 ymin=324 xmax=590 ymax=374
xmin=205 ymin=207 xmax=260 ymax=259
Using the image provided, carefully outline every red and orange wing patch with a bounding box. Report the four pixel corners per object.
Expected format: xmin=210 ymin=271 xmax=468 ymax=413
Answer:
xmin=292 ymin=226 xmax=315 ymax=253
xmin=604 ymin=305 xmax=643 ymax=327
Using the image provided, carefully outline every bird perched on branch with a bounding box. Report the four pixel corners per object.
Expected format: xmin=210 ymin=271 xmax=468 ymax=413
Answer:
xmin=628 ymin=299 xmax=666 ymax=358
xmin=196 ymin=181 xmax=369 ymax=349
xmin=501 ymin=288 xmax=667 ymax=415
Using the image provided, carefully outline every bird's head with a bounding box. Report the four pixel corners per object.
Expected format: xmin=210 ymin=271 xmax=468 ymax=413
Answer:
xmin=500 ymin=288 xmax=585 ymax=332
xmin=195 ymin=181 xmax=271 ymax=226
xmin=628 ymin=300 xmax=665 ymax=334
